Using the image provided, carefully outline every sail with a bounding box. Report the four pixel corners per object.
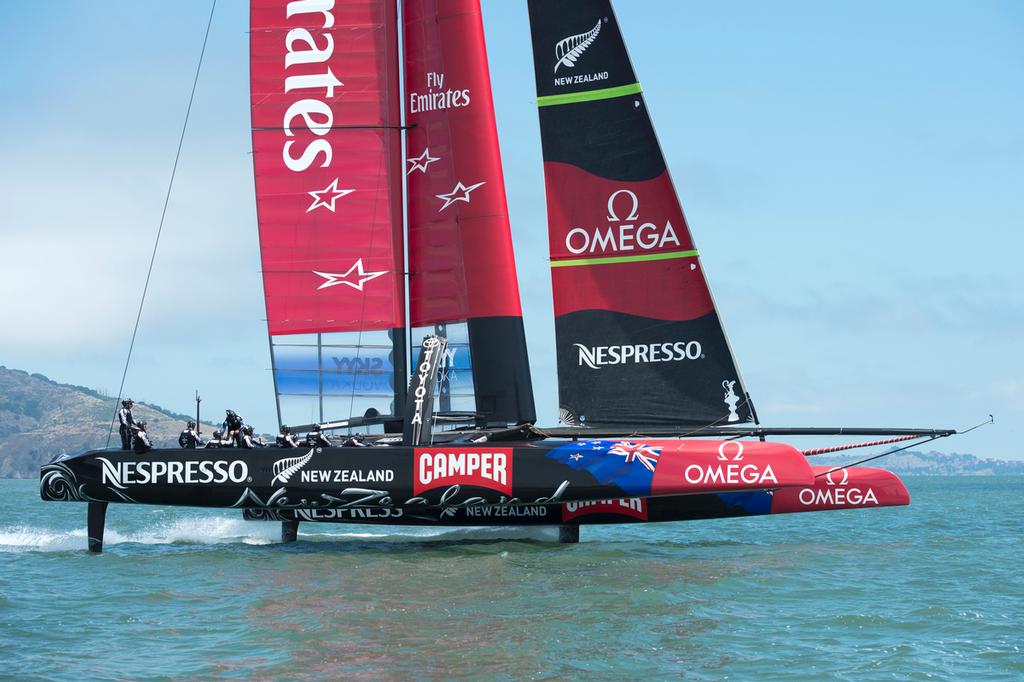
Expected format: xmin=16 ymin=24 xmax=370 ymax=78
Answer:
xmin=402 ymin=0 xmax=535 ymax=426
xmin=528 ymin=0 xmax=752 ymax=429
xmin=250 ymin=0 xmax=407 ymax=426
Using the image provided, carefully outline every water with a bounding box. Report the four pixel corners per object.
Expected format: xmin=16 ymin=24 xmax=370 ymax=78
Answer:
xmin=1 ymin=477 xmax=1021 ymax=680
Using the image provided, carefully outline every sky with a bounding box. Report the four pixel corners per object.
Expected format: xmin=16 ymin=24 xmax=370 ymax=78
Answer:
xmin=0 ymin=1 xmax=1021 ymax=459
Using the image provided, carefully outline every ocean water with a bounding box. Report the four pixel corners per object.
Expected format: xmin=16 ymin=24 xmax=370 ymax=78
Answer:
xmin=1 ymin=477 xmax=1021 ymax=680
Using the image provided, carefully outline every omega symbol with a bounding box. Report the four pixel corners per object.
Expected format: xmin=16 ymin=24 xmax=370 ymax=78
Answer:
xmin=717 ymin=441 xmax=745 ymax=461
xmin=606 ymin=189 xmax=639 ymax=222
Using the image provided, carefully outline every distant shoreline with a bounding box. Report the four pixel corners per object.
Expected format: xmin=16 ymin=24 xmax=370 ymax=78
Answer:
xmin=809 ymin=451 xmax=1024 ymax=476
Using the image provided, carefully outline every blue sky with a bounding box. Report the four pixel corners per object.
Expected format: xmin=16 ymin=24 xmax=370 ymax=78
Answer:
xmin=0 ymin=1 xmax=1021 ymax=459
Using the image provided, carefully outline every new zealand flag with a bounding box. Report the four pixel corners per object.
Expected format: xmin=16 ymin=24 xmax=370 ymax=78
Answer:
xmin=547 ymin=440 xmax=661 ymax=496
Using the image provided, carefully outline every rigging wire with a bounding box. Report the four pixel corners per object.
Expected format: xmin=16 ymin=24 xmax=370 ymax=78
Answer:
xmin=959 ymin=414 xmax=995 ymax=435
xmin=801 ymin=433 xmax=920 ymax=457
xmin=814 ymin=435 xmax=944 ymax=477
xmin=814 ymin=413 xmax=995 ymax=476
xmin=104 ymin=0 xmax=218 ymax=448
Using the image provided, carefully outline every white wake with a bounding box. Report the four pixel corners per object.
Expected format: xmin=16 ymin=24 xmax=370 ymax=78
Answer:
xmin=0 ymin=516 xmax=558 ymax=552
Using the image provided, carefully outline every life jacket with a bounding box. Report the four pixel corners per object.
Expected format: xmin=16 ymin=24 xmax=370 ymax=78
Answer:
xmin=306 ymin=432 xmax=332 ymax=447
xmin=179 ymin=429 xmax=203 ymax=448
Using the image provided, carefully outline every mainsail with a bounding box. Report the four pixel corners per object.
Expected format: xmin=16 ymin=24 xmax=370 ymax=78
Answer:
xmin=250 ymin=0 xmax=407 ymax=427
xmin=402 ymin=0 xmax=535 ymax=426
xmin=528 ymin=0 xmax=753 ymax=429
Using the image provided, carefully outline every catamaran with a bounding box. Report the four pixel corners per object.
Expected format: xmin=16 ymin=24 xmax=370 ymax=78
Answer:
xmin=40 ymin=0 xmax=956 ymax=552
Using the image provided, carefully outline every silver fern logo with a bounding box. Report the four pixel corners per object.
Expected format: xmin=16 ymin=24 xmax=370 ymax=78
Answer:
xmin=271 ymin=448 xmax=315 ymax=485
xmin=554 ymin=19 xmax=602 ymax=73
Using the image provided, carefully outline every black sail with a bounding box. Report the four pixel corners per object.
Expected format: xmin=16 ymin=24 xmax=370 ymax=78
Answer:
xmin=528 ymin=0 xmax=753 ymax=429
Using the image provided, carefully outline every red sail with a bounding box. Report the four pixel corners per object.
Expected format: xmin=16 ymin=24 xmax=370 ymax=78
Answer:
xmin=250 ymin=0 xmax=404 ymax=336
xmin=403 ymin=0 xmax=521 ymax=325
xmin=402 ymin=0 xmax=535 ymax=425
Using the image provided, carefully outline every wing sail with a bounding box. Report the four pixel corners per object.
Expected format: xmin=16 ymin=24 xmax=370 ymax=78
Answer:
xmin=402 ymin=0 xmax=535 ymax=426
xmin=250 ymin=0 xmax=407 ymax=426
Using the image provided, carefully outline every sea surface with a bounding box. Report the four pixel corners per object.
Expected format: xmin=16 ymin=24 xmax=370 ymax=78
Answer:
xmin=1 ymin=477 xmax=1021 ymax=680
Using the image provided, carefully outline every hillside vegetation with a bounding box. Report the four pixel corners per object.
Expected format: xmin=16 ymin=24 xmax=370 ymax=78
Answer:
xmin=0 ymin=366 xmax=211 ymax=478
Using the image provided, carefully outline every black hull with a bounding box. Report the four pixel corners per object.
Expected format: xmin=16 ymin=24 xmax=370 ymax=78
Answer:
xmin=39 ymin=440 xmax=815 ymax=512
xmin=41 ymin=444 xmax=620 ymax=510
xmin=40 ymin=442 xmax=907 ymax=551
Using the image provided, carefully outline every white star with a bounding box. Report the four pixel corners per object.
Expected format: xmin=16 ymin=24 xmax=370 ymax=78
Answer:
xmin=313 ymin=259 xmax=387 ymax=291
xmin=435 ymin=180 xmax=486 ymax=212
xmin=407 ymin=148 xmax=440 ymax=174
xmin=569 ymin=453 xmax=583 ymax=461
xmin=306 ymin=178 xmax=355 ymax=213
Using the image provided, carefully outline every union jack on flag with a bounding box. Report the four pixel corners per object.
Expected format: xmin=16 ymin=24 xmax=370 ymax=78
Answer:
xmin=608 ymin=442 xmax=662 ymax=472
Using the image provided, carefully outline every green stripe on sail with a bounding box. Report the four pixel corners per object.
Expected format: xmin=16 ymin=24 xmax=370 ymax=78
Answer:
xmin=537 ymin=82 xmax=643 ymax=107
xmin=550 ymin=249 xmax=699 ymax=268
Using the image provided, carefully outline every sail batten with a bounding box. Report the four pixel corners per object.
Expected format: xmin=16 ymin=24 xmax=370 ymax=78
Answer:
xmin=529 ymin=0 xmax=752 ymax=429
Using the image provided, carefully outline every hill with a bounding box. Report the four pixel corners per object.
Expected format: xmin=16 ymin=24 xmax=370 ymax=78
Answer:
xmin=0 ymin=366 xmax=215 ymax=478
xmin=812 ymin=450 xmax=1024 ymax=476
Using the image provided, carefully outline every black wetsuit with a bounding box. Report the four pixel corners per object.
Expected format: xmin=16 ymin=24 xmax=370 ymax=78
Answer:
xmin=240 ymin=433 xmax=264 ymax=449
xmin=133 ymin=430 xmax=152 ymax=454
xmin=118 ymin=407 xmax=136 ymax=450
xmin=276 ymin=433 xmax=299 ymax=448
xmin=223 ymin=414 xmax=245 ymax=447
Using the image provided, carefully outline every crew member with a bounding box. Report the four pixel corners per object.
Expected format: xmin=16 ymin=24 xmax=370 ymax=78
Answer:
xmin=178 ymin=420 xmax=204 ymax=449
xmin=117 ymin=399 xmax=136 ymax=450
xmin=305 ymin=424 xmax=332 ymax=448
xmin=276 ymin=425 xmax=299 ymax=448
xmin=222 ymin=409 xmax=245 ymax=446
xmin=133 ymin=421 xmax=152 ymax=454
xmin=204 ymin=430 xmax=230 ymax=448
xmin=240 ymin=425 xmax=264 ymax=449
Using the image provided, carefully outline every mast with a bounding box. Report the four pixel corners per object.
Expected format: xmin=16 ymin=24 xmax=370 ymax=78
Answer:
xmin=528 ymin=0 xmax=753 ymax=429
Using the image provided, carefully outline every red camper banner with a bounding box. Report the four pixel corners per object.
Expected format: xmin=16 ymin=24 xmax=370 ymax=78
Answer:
xmin=250 ymin=0 xmax=405 ymax=335
xmin=402 ymin=0 xmax=523 ymax=325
